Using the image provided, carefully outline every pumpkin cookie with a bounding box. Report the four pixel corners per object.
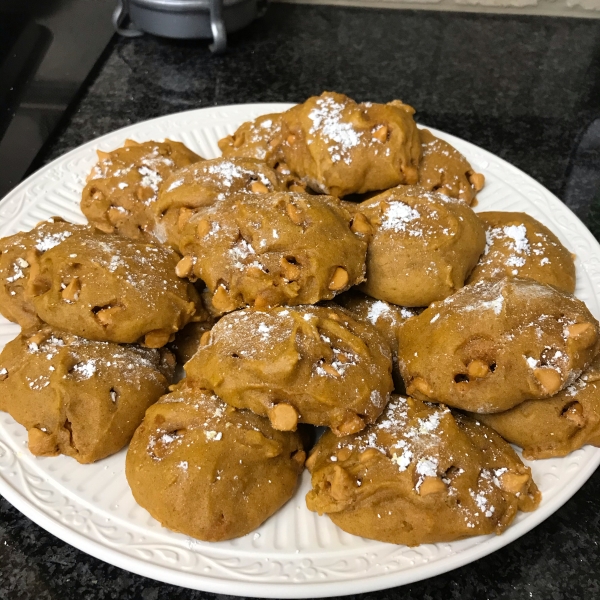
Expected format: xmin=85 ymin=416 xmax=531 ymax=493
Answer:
xmin=305 ymin=395 xmax=540 ymax=546
xmin=126 ymin=382 xmax=304 ymax=541
xmin=398 ymin=278 xmax=600 ymax=413
xmin=467 ymin=211 xmax=576 ymax=293
xmin=280 ymin=92 xmax=421 ymax=196
xmin=417 ymin=128 xmax=484 ymax=205
xmin=0 ymin=218 xmax=86 ymax=330
xmin=185 ymin=305 xmax=393 ymax=435
xmin=336 ymin=291 xmax=421 ymax=388
xmin=81 ymin=139 xmax=201 ymax=241
xmin=154 ymin=157 xmax=283 ymax=250
xmin=478 ymin=355 xmax=600 ymax=459
xmin=178 ymin=192 xmax=367 ymax=314
xmin=358 ymin=186 xmax=486 ymax=306
xmin=218 ymin=113 xmax=285 ymax=167
xmin=0 ymin=327 xmax=175 ymax=463
xmin=28 ymin=229 xmax=199 ymax=347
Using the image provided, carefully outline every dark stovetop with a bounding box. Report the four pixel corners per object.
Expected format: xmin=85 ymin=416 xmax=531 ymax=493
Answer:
xmin=2 ymin=4 xmax=600 ymax=600
xmin=0 ymin=0 xmax=115 ymax=197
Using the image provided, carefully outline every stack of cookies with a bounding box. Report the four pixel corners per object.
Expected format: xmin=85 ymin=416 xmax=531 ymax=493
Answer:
xmin=1 ymin=91 xmax=597 ymax=547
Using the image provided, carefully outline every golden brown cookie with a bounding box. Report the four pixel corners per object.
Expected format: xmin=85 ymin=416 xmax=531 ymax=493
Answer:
xmin=81 ymin=139 xmax=201 ymax=241
xmin=398 ymin=278 xmax=600 ymax=413
xmin=336 ymin=291 xmax=421 ymax=389
xmin=28 ymin=229 xmax=199 ymax=347
xmin=218 ymin=113 xmax=285 ymax=167
xmin=178 ymin=192 xmax=367 ymax=314
xmin=336 ymin=291 xmax=421 ymax=355
xmin=126 ymin=382 xmax=304 ymax=541
xmin=305 ymin=395 xmax=540 ymax=546
xmin=467 ymin=211 xmax=576 ymax=293
xmin=154 ymin=157 xmax=282 ymax=250
xmin=358 ymin=186 xmax=486 ymax=306
xmin=185 ymin=305 xmax=393 ymax=435
xmin=0 ymin=327 xmax=175 ymax=463
xmin=417 ymin=128 xmax=484 ymax=205
xmin=477 ymin=355 xmax=600 ymax=459
xmin=280 ymin=92 xmax=421 ymax=196
xmin=0 ymin=218 xmax=86 ymax=330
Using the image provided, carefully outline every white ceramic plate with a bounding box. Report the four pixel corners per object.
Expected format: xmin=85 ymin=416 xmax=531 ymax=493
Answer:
xmin=0 ymin=104 xmax=599 ymax=598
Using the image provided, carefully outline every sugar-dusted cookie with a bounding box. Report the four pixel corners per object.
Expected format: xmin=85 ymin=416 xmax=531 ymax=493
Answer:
xmin=358 ymin=185 xmax=486 ymax=306
xmin=467 ymin=211 xmax=576 ymax=293
xmin=218 ymin=112 xmax=286 ymax=167
xmin=305 ymin=395 xmax=540 ymax=546
xmin=178 ymin=192 xmax=367 ymax=314
xmin=0 ymin=218 xmax=86 ymax=330
xmin=336 ymin=291 xmax=421 ymax=388
xmin=154 ymin=157 xmax=283 ymax=250
xmin=126 ymin=382 xmax=304 ymax=541
xmin=0 ymin=327 xmax=175 ymax=463
xmin=185 ymin=305 xmax=393 ymax=435
xmin=398 ymin=278 xmax=600 ymax=413
xmin=478 ymin=355 xmax=600 ymax=459
xmin=280 ymin=92 xmax=421 ymax=197
xmin=28 ymin=229 xmax=200 ymax=347
xmin=81 ymin=139 xmax=201 ymax=241
xmin=417 ymin=128 xmax=484 ymax=205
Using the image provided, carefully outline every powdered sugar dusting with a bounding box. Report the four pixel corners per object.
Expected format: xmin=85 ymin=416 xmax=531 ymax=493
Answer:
xmin=380 ymin=201 xmax=421 ymax=234
xmin=308 ymin=96 xmax=362 ymax=165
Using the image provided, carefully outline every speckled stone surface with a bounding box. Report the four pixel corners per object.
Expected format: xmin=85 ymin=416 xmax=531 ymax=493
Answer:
xmin=2 ymin=4 xmax=600 ymax=599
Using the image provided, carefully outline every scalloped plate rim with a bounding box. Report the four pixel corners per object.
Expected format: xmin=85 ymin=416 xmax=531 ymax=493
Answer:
xmin=0 ymin=103 xmax=599 ymax=597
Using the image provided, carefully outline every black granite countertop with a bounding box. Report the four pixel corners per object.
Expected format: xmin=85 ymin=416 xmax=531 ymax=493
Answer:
xmin=2 ymin=4 xmax=600 ymax=599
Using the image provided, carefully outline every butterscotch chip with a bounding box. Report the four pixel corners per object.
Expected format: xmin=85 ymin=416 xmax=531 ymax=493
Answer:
xmin=467 ymin=212 xmax=576 ymax=293
xmin=154 ymin=158 xmax=282 ymax=250
xmin=419 ymin=476 xmax=447 ymax=496
xmin=533 ymin=367 xmax=562 ymax=395
xmin=478 ymin=355 xmax=600 ymax=459
xmin=280 ymin=92 xmax=421 ymax=197
xmin=179 ymin=192 xmax=367 ymax=315
xmin=286 ymin=201 xmax=304 ymax=225
xmin=126 ymin=383 xmax=304 ymax=541
xmin=175 ymin=255 xmax=194 ymax=278
xmin=144 ymin=330 xmax=173 ymax=349
xmin=417 ymin=128 xmax=484 ymax=205
xmin=329 ymin=267 xmax=349 ymax=291
xmin=305 ymin=396 xmax=540 ymax=546
xmin=81 ymin=139 xmax=201 ymax=242
xmin=0 ymin=218 xmax=86 ymax=331
xmin=185 ymin=305 xmax=393 ymax=434
xmin=398 ymin=278 xmax=600 ymax=413
xmin=468 ymin=359 xmax=490 ymax=379
xmin=268 ymin=403 xmax=299 ymax=431
xmin=28 ymin=229 xmax=199 ymax=345
xmin=251 ymin=181 xmax=269 ymax=194
xmin=218 ymin=113 xmax=285 ymax=167
xmin=372 ymin=125 xmax=388 ymax=143
xmin=358 ymin=185 xmax=485 ymax=306
xmin=0 ymin=327 xmax=174 ymax=463
xmin=568 ymin=322 xmax=595 ymax=340
xmin=469 ymin=172 xmax=486 ymax=192
xmin=350 ymin=212 xmax=373 ymax=235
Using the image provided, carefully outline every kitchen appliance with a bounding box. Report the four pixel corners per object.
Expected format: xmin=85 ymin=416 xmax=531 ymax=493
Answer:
xmin=0 ymin=0 xmax=116 ymax=198
xmin=113 ymin=0 xmax=260 ymax=53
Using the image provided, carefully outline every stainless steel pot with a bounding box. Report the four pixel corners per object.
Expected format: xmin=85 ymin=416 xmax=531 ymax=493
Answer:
xmin=113 ymin=0 xmax=258 ymax=53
